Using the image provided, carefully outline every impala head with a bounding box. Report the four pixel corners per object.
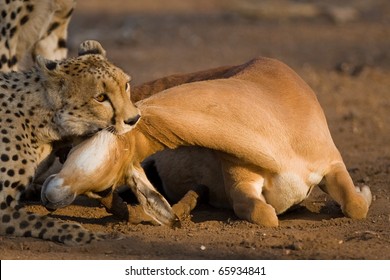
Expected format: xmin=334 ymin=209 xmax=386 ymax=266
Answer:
xmin=41 ymin=130 xmax=176 ymax=226
xmin=41 ymin=131 xmax=126 ymax=209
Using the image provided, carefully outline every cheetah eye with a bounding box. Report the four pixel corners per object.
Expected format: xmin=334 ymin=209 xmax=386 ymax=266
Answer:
xmin=94 ymin=93 xmax=108 ymax=103
xmin=125 ymin=82 xmax=130 ymax=92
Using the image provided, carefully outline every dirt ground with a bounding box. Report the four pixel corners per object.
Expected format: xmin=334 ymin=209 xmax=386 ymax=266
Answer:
xmin=1 ymin=0 xmax=390 ymax=259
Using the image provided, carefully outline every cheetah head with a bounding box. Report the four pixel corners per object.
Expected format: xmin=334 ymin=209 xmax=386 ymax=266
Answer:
xmin=37 ymin=40 xmax=140 ymax=137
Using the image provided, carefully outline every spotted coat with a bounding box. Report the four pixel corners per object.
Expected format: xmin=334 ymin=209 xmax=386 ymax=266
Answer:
xmin=0 ymin=40 xmax=140 ymax=245
xmin=0 ymin=0 xmax=75 ymax=71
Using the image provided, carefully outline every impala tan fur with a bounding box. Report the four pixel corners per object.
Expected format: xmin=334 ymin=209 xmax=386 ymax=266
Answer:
xmin=41 ymin=57 xmax=372 ymax=227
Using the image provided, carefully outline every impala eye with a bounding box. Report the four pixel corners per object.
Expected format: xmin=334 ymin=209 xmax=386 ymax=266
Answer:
xmin=94 ymin=93 xmax=108 ymax=102
xmin=125 ymin=82 xmax=130 ymax=92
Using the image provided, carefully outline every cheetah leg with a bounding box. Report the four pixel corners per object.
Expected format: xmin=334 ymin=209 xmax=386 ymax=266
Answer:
xmin=32 ymin=0 xmax=76 ymax=61
xmin=221 ymin=159 xmax=279 ymax=227
xmin=321 ymin=162 xmax=372 ymax=219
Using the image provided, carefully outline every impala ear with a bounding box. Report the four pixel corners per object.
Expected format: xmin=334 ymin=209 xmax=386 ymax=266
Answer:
xmin=130 ymin=168 xmax=180 ymax=228
xmin=36 ymin=55 xmax=58 ymax=71
xmin=78 ymin=40 xmax=107 ymax=57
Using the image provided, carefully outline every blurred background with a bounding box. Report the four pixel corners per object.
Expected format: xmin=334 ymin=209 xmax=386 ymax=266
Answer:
xmin=69 ymin=0 xmax=390 ymax=84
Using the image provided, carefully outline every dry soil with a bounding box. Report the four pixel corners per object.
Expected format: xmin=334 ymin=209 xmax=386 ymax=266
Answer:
xmin=1 ymin=0 xmax=389 ymax=259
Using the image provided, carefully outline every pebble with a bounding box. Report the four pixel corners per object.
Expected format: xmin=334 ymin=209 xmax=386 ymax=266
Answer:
xmin=292 ymin=242 xmax=304 ymax=251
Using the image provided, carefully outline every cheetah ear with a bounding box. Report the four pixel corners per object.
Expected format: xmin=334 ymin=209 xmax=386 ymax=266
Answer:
xmin=78 ymin=40 xmax=107 ymax=58
xmin=36 ymin=55 xmax=58 ymax=71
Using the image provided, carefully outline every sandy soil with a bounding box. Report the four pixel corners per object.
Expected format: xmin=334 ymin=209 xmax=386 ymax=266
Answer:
xmin=1 ymin=0 xmax=389 ymax=259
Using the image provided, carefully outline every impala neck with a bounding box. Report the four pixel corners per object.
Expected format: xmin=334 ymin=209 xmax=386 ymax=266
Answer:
xmin=132 ymin=120 xmax=186 ymax=163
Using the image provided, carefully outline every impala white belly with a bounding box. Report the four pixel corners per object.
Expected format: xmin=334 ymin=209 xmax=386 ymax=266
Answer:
xmin=264 ymin=172 xmax=323 ymax=214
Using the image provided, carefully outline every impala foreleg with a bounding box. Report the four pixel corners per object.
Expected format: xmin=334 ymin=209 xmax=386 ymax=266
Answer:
xmin=322 ymin=162 xmax=372 ymax=219
xmin=100 ymin=190 xmax=157 ymax=225
xmin=171 ymin=184 xmax=208 ymax=220
xmin=99 ymin=189 xmax=131 ymax=221
xmin=100 ymin=185 xmax=205 ymax=224
xmin=98 ymin=186 xmax=167 ymax=225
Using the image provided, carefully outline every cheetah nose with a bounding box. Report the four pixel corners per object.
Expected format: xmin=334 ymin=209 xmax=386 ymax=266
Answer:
xmin=124 ymin=114 xmax=140 ymax=126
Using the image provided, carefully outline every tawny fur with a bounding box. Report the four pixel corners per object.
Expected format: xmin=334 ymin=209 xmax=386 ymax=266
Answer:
xmin=42 ymin=57 xmax=372 ymax=227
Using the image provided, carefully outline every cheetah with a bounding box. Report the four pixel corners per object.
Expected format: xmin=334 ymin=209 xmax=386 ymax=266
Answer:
xmin=0 ymin=0 xmax=75 ymax=71
xmin=0 ymin=40 xmax=140 ymax=245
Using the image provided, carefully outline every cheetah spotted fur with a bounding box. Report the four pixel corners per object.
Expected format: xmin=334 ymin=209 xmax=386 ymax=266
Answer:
xmin=0 ymin=40 xmax=140 ymax=245
xmin=0 ymin=0 xmax=75 ymax=71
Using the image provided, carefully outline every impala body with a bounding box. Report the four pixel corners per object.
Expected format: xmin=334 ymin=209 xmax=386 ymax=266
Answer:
xmin=41 ymin=58 xmax=372 ymax=227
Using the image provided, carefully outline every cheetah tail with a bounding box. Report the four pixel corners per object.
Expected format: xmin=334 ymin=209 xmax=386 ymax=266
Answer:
xmin=0 ymin=205 xmax=111 ymax=245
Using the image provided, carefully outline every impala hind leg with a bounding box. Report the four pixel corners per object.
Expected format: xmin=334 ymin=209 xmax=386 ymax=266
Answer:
xmin=230 ymin=183 xmax=279 ymax=227
xmin=322 ymin=162 xmax=372 ymax=219
xmin=222 ymin=161 xmax=278 ymax=227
